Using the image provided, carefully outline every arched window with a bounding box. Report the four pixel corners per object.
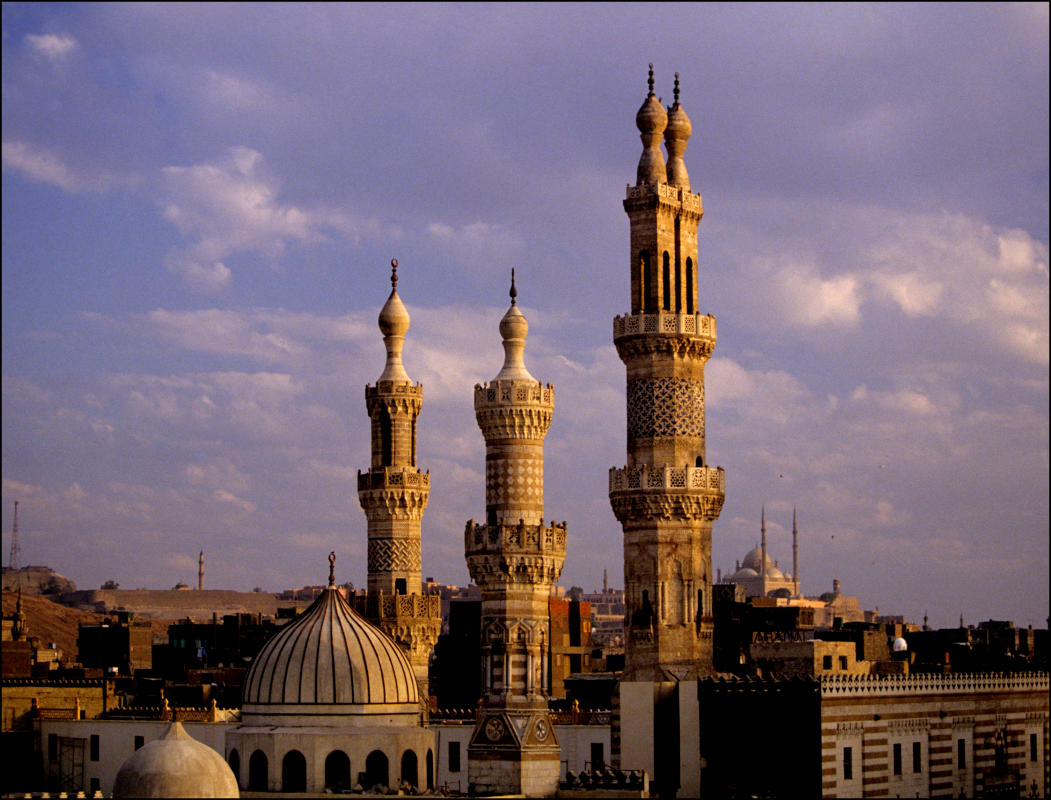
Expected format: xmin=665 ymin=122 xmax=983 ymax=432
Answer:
xmin=411 ymin=418 xmax=417 ymax=466
xmin=380 ymin=405 xmax=392 ymax=466
xmin=636 ymin=251 xmax=652 ymax=313
xmin=426 ymin=749 xmax=434 ymax=790
xmin=644 ymin=251 xmax=657 ymax=312
xmin=395 ymin=578 xmax=407 ymax=596
xmin=325 ymin=750 xmax=351 ymax=793
xmin=675 ymin=259 xmax=682 ymax=313
xmin=282 ymin=750 xmax=307 ymax=793
xmin=685 ymin=257 xmax=694 ymax=314
xmin=401 ymin=749 xmax=419 ymax=789
xmin=248 ymin=750 xmax=268 ymax=792
xmin=228 ymin=749 xmax=240 ymax=785
xmin=365 ymin=750 xmax=389 ymax=791
xmin=662 ymin=252 xmax=671 ymax=311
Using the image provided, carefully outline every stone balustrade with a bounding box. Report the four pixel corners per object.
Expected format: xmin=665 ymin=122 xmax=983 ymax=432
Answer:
xmin=357 ymin=466 xmax=430 ymax=492
xmin=365 ymin=381 xmax=423 ymax=397
xmin=625 ymin=181 xmax=702 ymax=214
xmin=352 ymin=592 xmax=441 ymax=620
xmin=613 ymin=312 xmax=716 ymax=340
xmin=474 ymin=379 xmax=554 ymax=408
xmin=820 ymin=671 xmax=1049 ymax=697
xmin=608 ymin=464 xmax=724 ymax=493
xmin=464 ymin=521 xmax=568 ymax=556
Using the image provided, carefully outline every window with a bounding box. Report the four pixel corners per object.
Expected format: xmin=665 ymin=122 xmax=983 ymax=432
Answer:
xmin=1032 ymin=733 xmax=1039 ymax=762
xmin=448 ymin=741 xmax=460 ymax=773
xmin=685 ymin=258 xmax=694 ymax=314
xmin=591 ymin=742 xmax=605 ymax=771
xmin=843 ymin=746 xmax=853 ymax=780
xmin=90 ymin=734 xmax=99 ymax=762
xmin=893 ymin=742 xmax=902 ymax=775
xmin=957 ymin=738 xmax=966 ymax=770
xmin=90 ymin=778 xmax=100 ymax=793
xmin=662 ymin=252 xmax=671 ymax=310
xmin=822 ymin=655 xmax=833 ymax=670
xmin=839 ymin=655 xmax=848 ymax=670
xmin=48 ymin=733 xmax=58 ymax=760
xmin=134 ymin=735 xmax=144 ymax=751
xmin=912 ymin=741 xmax=921 ymax=773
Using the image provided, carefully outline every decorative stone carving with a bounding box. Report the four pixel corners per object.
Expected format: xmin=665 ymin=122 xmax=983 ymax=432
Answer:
xmin=627 ymin=377 xmax=705 ymax=439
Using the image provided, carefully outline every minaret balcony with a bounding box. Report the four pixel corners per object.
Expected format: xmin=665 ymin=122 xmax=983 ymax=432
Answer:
xmin=609 ymin=463 xmax=723 ymax=493
xmin=613 ymin=311 xmax=717 ymax=342
xmin=624 ymin=182 xmax=702 ymax=215
xmin=464 ymin=520 xmax=568 ymax=559
xmin=357 ymin=466 xmax=430 ymax=492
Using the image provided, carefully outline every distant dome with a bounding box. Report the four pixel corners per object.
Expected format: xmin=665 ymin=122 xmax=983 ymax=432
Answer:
xmin=113 ymin=721 xmax=237 ymax=798
xmin=731 ymin=567 xmax=760 ymax=581
xmin=242 ymin=583 xmax=418 ymax=723
xmin=892 ymin=637 xmax=908 ymax=652
xmin=741 ymin=546 xmax=770 ymax=572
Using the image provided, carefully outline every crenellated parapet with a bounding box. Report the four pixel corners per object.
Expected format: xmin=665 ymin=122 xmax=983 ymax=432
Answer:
xmin=820 ymin=671 xmax=1050 ymax=698
xmin=624 ymin=181 xmax=703 ymax=217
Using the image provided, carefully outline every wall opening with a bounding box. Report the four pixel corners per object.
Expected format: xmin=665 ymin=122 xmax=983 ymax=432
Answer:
xmin=662 ymin=252 xmax=671 ymax=311
xmin=365 ymin=750 xmax=389 ymax=791
xmin=401 ymin=750 xmax=418 ymax=789
xmin=249 ymin=750 xmax=268 ymax=792
xmin=282 ymin=749 xmax=307 ymax=792
xmin=325 ymin=750 xmax=351 ymax=793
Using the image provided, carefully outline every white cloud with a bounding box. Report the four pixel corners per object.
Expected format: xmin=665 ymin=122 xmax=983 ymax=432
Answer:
xmin=24 ymin=32 xmax=78 ymax=62
xmin=1 ymin=140 xmax=116 ymax=193
xmin=158 ymin=147 xmax=382 ymax=291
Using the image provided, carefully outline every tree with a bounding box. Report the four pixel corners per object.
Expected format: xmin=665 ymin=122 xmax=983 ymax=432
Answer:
xmin=101 ymin=580 xmax=120 ymax=590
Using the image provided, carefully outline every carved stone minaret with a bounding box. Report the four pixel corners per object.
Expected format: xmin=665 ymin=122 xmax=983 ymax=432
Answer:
xmin=356 ymin=259 xmax=440 ymax=707
xmin=609 ymin=68 xmax=725 ymax=682
xmin=465 ymin=272 xmax=566 ymax=798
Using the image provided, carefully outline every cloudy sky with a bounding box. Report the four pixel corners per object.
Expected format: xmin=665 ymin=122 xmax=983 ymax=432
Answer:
xmin=3 ymin=3 xmax=1047 ymax=628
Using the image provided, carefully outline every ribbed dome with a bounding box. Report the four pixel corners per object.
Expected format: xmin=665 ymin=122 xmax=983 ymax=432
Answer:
xmin=113 ymin=722 xmax=238 ymax=798
xmin=242 ymin=585 xmax=418 ymax=713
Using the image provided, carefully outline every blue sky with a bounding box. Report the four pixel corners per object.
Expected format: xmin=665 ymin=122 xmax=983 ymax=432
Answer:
xmin=2 ymin=3 xmax=1047 ymax=628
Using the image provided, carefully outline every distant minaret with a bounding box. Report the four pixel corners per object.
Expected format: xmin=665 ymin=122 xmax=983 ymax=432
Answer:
xmin=356 ymin=259 xmax=440 ymax=707
xmin=760 ymin=505 xmax=768 ymax=595
xmin=609 ymin=66 xmax=725 ymax=683
xmin=603 ymin=568 xmax=609 ymax=594
xmin=9 ymin=501 xmax=21 ymax=572
xmin=792 ymin=507 xmax=799 ymax=596
xmin=198 ymin=550 xmax=204 ymax=591
xmin=465 ymin=271 xmax=565 ymax=798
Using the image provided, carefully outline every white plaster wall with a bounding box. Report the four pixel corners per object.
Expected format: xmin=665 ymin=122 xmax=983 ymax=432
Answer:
xmin=618 ymin=681 xmax=654 ymax=776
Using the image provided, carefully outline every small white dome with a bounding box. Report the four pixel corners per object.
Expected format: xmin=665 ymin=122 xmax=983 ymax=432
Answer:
xmin=892 ymin=637 xmax=908 ymax=652
xmin=113 ymin=722 xmax=237 ymax=798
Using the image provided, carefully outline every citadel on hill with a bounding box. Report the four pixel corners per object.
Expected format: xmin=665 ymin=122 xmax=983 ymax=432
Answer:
xmin=2 ymin=69 xmax=1048 ymax=799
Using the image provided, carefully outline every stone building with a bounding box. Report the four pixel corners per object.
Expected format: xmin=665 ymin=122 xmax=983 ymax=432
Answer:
xmin=225 ymin=553 xmax=435 ymax=794
xmin=464 ymin=274 xmax=566 ymax=796
xmin=355 ymin=260 xmax=441 ymax=705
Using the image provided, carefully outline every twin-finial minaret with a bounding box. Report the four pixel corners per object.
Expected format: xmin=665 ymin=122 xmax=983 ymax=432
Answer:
xmin=635 ymin=64 xmax=692 ymax=190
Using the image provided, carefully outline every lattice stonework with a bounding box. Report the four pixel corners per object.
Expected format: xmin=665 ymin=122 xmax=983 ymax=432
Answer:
xmin=627 ymin=377 xmax=705 ymax=438
xmin=368 ymin=538 xmax=422 ymax=572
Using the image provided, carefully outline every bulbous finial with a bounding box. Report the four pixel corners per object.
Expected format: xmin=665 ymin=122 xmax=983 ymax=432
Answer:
xmin=377 ymin=260 xmax=412 ymax=381
xmin=495 ymin=272 xmax=535 ymax=382
xmin=665 ymin=72 xmax=692 ymax=190
xmin=636 ymin=64 xmax=668 ymax=186
xmin=328 ymin=551 xmax=336 ymax=587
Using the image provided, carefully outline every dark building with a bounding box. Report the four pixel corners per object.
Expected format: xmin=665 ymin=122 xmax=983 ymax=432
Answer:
xmin=76 ymin=617 xmax=152 ymax=675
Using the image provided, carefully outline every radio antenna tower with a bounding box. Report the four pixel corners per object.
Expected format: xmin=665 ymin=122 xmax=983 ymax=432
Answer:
xmin=9 ymin=500 xmax=21 ymax=570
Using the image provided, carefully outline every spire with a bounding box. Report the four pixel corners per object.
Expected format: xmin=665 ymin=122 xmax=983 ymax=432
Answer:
xmin=792 ymin=507 xmax=799 ymax=597
xmin=377 ymin=258 xmax=412 ymax=382
xmin=494 ymin=271 xmax=536 ymax=381
xmin=328 ymin=551 xmax=336 ymax=587
xmin=635 ymin=64 xmax=668 ymax=186
xmin=760 ymin=506 xmax=767 ymax=584
xmin=198 ymin=550 xmax=204 ymax=591
xmin=665 ymin=71 xmax=692 ymax=189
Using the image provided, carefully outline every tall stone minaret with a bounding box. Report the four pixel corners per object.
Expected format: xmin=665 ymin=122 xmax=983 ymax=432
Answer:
xmin=465 ymin=273 xmax=566 ymax=798
xmin=357 ymin=259 xmax=440 ymax=706
xmin=609 ymin=68 xmax=726 ymax=683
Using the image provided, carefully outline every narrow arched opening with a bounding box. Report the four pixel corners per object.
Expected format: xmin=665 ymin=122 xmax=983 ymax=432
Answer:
xmin=645 ymin=251 xmax=657 ymax=312
xmin=379 ymin=405 xmax=393 ymax=466
xmin=248 ymin=749 xmax=268 ymax=792
xmin=401 ymin=749 xmax=419 ymax=789
xmin=675 ymin=258 xmax=682 ymax=313
xmin=282 ymin=749 xmax=307 ymax=793
xmin=662 ymin=252 xmax=671 ymax=311
xmin=686 ymin=257 xmax=694 ymax=314
xmin=365 ymin=750 xmax=389 ymax=791
xmin=426 ymin=749 xmax=434 ymax=790
xmin=325 ymin=750 xmax=351 ymax=793
xmin=228 ymin=749 xmax=240 ymax=786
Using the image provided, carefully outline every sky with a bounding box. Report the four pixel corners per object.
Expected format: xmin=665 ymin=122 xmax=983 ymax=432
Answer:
xmin=2 ymin=3 xmax=1047 ymax=629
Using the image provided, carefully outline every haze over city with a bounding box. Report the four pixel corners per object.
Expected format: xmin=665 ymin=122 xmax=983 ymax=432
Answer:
xmin=2 ymin=3 xmax=1047 ymax=629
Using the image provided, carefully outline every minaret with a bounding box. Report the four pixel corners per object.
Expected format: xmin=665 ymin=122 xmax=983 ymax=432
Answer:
xmin=465 ymin=272 xmax=566 ymax=798
xmin=357 ymin=259 xmax=441 ymax=706
xmin=609 ymin=68 xmax=725 ymax=682
xmin=792 ymin=508 xmax=799 ymax=597
xmin=198 ymin=550 xmax=204 ymax=591
xmin=761 ymin=506 xmax=768 ymax=594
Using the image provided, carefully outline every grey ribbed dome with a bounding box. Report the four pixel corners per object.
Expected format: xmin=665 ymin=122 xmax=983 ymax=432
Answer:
xmin=242 ymin=585 xmax=418 ymax=714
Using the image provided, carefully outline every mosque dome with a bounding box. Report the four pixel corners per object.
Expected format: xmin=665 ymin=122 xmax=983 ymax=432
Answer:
xmin=741 ymin=546 xmax=767 ymax=572
xmin=892 ymin=637 xmax=908 ymax=652
xmin=731 ymin=566 xmax=760 ymax=581
xmin=242 ymin=555 xmax=418 ymax=723
xmin=112 ymin=721 xmax=238 ymax=798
